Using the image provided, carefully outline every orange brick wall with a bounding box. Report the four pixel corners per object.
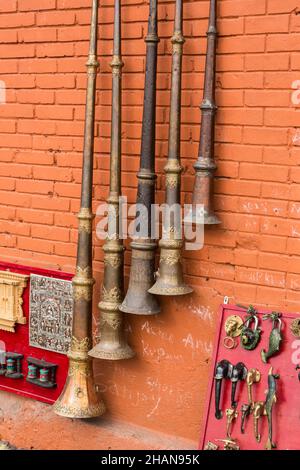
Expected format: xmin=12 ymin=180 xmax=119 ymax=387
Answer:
xmin=0 ymin=0 xmax=299 ymax=448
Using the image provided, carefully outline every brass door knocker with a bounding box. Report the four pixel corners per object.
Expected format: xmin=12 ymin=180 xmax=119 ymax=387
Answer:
xmin=241 ymin=312 xmax=261 ymax=351
xmin=224 ymin=315 xmax=243 ymax=349
xmin=261 ymin=312 xmax=283 ymax=363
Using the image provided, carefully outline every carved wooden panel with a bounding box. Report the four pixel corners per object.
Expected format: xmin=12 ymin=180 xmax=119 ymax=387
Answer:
xmin=0 ymin=271 xmax=28 ymax=332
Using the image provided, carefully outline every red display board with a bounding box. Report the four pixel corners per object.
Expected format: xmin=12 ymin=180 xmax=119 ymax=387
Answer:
xmin=200 ymin=304 xmax=300 ymax=450
xmin=0 ymin=262 xmax=71 ymax=404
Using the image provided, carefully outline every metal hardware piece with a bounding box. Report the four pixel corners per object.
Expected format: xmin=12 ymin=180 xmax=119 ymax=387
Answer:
xmin=3 ymin=353 xmax=23 ymax=379
xmin=223 ymin=315 xmax=243 ymax=349
xmin=241 ymin=368 xmax=261 ymax=434
xmin=89 ymin=0 xmax=134 ymax=361
xmin=253 ymin=401 xmax=264 ymax=443
xmin=148 ymin=0 xmax=193 ymax=297
xmin=184 ymin=0 xmax=220 ymax=225
xmin=204 ymin=441 xmax=219 ymax=450
xmin=247 ymin=368 xmax=261 ymax=407
xmin=241 ymin=313 xmax=261 ymax=351
xmin=120 ymin=0 xmax=160 ymax=316
xmin=26 ymin=357 xmax=57 ymax=389
xmin=261 ymin=312 xmax=283 ymax=363
xmin=226 ymin=407 xmax=238 ymax=439
xmin=296 ymin=364 xmax=300 ymax=381
xmin=290 ymin=318 xmax=300 ymax=338
xmin=230 ymin=362 xmax=247 ymax=409
xmin=240 ymin=404 xmax=251 ymax=434
xmin=53 ymin=0 xmax=106 ymax=419
xmin=264 ymin=367 xmax=279 ymax=450
xmin=214 ymin=359 xmax=232 ymax=420
xmin=216 ymin=438 xmax=240 ymax=451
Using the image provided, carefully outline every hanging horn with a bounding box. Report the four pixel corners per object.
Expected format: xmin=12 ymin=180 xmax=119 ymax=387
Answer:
xmin=120 ymin=0 xmax=160 ymax=315
xmin=89 ymin=0 xmax=135 ymax=360
xmin=184 ymin=0 xmax=220 ymax=225
xmin=148 ymin=0 xmax=193 ymax=297
xmin=53 ymin=0 xmax=105 ymax=419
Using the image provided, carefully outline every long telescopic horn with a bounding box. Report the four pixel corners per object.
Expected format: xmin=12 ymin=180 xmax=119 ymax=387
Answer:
xmin=89 ymin=0 xmax=135 ymax=360
xmin=148 ymin=0 xmax=193 ymax=297
xmin=53 ymin=0 xmax=105 ymax=419
xmin=184 ymin=0 xmax=220 ymax=225
xmin=120 ymin=0 xmax=160 ymax=315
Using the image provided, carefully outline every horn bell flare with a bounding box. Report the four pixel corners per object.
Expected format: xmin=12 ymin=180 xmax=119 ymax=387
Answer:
xmin=53 ymin=356 xmax=105 ymax=419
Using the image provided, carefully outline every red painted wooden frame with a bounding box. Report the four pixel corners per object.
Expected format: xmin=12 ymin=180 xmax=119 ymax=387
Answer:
xmin=199 ymin=304 xmax=300 ymax=450
xmin=0 ymin=261 xmax=72 ymax=404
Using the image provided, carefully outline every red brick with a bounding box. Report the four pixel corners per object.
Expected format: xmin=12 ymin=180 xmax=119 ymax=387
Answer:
xmin=36 ymin=11 xmax=76 ymax=26
xmin=31 ymin=224 xmax=69 ymax=242
xmin=16 ymin=179 xmax=54 ymax=195
xmin=0 ymin=2 xmax=17 ymax=12
xmin=243 ymin=127 xmax=288 ymax=145
xmin=33 ymin=166 xmax=72 ymax=182
xmin=18 ymin=236 xmax=54 ymax=254
xmin=19 ymin=28 xmax=57 ymax=43
xmin=245 ymin=90 xmax=290 ymax=107
xmin=19 ymin=0 xmax=56 ymax=11
xmin=268 ymin=0 xmax=298 ymax=13
xmin=245 ymin=53 xmax=289 ymax=71
xmin=220 ymin=0 xmax=266 ymax=17
xmin=218 ymin=36 xmax=265 ymax=54
xmin=245 ymin=15 xmax=289 ymax=34
xmin=35 ymin=105 xmax=74 ymax=120
xmin=17 ymin=208 xmax=53 ymax=225
xmin=17 ymin=89 xmax=55 ymax=104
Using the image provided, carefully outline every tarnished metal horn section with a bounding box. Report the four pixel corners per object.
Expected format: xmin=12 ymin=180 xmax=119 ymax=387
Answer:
xmin=53 ymin=0 xmax=105 ymax=419
xmin=120 ymin=0 xmax=160 ymax=315
xmin=148 ymin=0 xmax=193 ymax=297
xmin=89 ymin=0 xmax=134 ymax=361
xmin=184 ymin=0 xmax=220 ymax=225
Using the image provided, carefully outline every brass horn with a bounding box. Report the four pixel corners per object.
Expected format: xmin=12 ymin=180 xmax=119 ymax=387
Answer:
xmin=184 ymin=0 xmax=220 ymax=225
xmin=53 ymin=0 xmax=105 ymax=419
xmin=148 ymin=0 xmax=193 ymax=297
xmin=89 ymin=0 xmax=135 ymax=360
xmin=120 ymin=0 xmax=160 ymax=315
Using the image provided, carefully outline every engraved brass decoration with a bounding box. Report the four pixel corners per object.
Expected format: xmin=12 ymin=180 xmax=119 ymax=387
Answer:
xmin=216 ymin=438 xmax=240 ymax=451
xmin=148 ymin=0 xmax=193 ymax=297
xmin=0 ymin=270 xmax=28 ymax=332
xmin=204 ymin=441 xmax=218 ymax=450
xmin=223 ymin=315 xmax=243 ymax=349
xmin=29 ymin=274 xmax=73 ymax=354
xmin=53 ymin=0 xmax=105 ymax=419
xmin=78 ymin=208 xmax=94 ymax=234
xmin=88 ymin=0 xmax=134 ymax=361
xmin=290 ymin=318 xmax=300 ymax=337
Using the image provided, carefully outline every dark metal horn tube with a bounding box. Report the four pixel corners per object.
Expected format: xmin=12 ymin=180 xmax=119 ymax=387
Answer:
xmin=148 ymin=0 xmax=193 ymax=296
xmin=53 ymin=0 xmax=105 ymax=418
xmin=89 ymin=0 xmax=135 ymax=360
xmin=184 ymin=0 xmax=220 ymax=225
xmin=120 ymin=0 xmax=160 ymax=315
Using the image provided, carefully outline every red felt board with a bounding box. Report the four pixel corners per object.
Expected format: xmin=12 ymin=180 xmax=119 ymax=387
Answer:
xmin=0 ymin=261 xmax=72 ymax=405
xmin=199 ymin=304 xmax=300 ymax=450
